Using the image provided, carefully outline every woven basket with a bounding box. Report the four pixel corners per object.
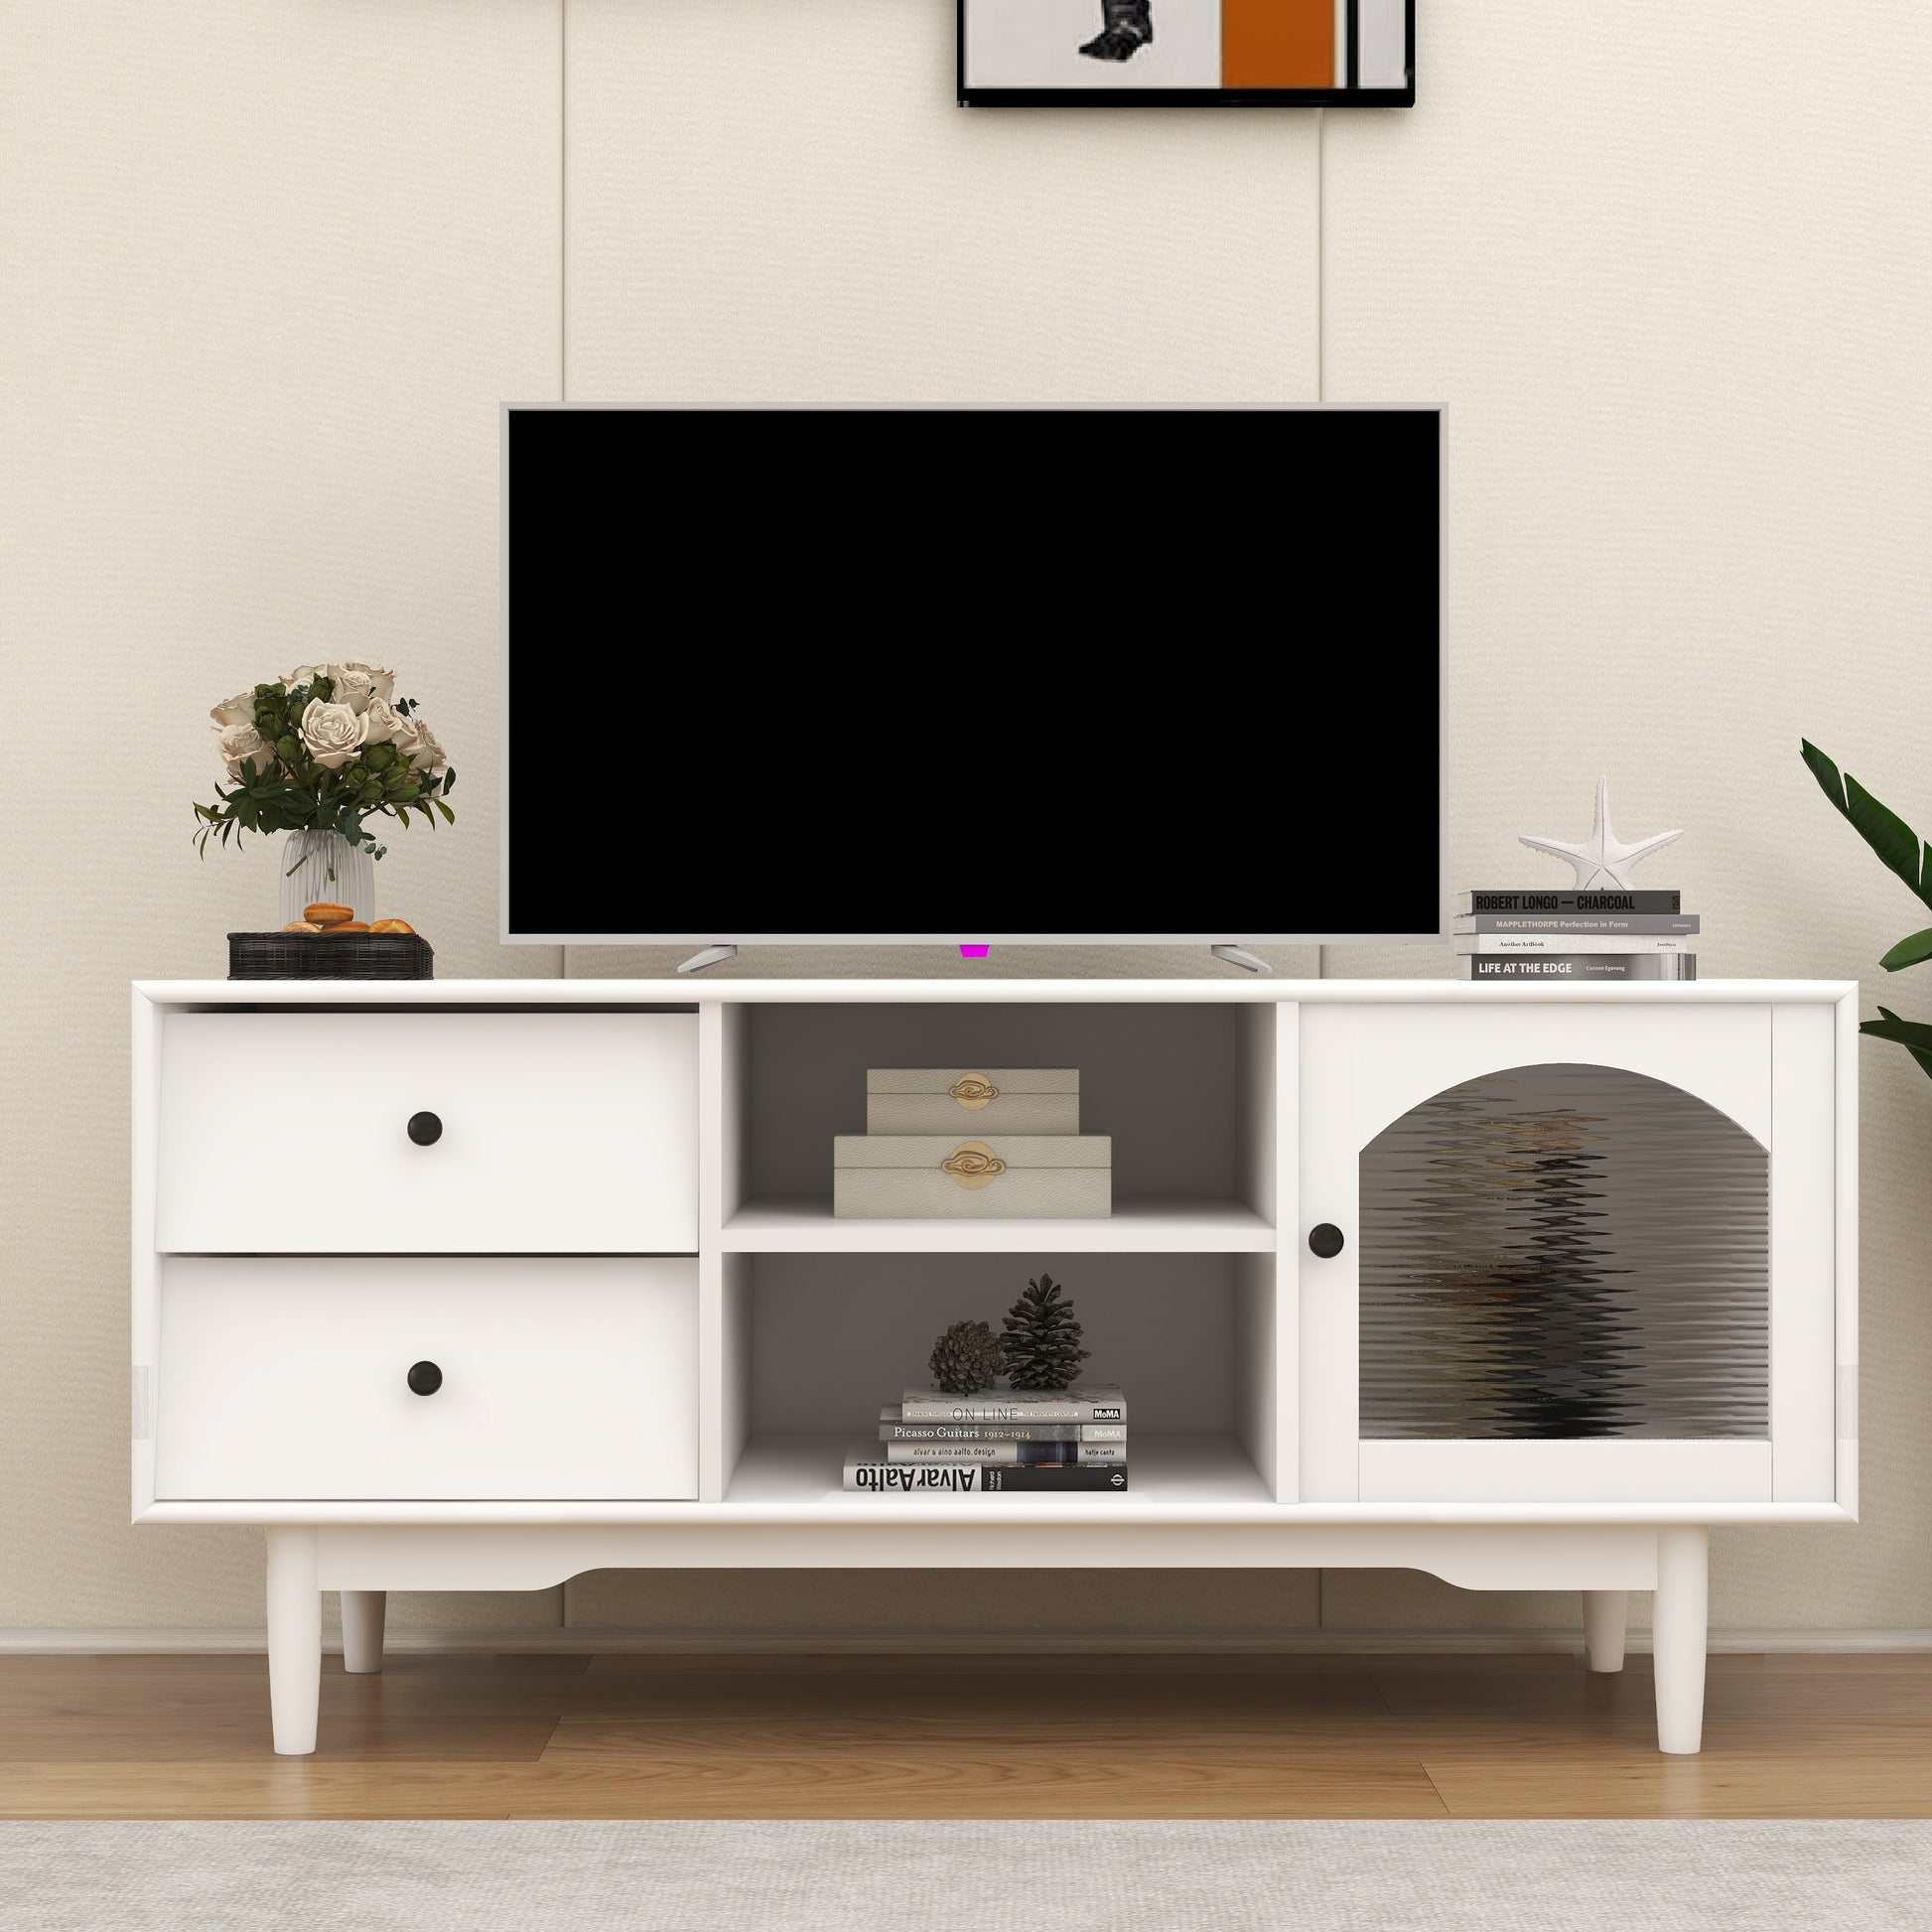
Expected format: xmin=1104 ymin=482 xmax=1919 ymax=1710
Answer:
xmin=227 ymin=932 xmax=434 ymax=981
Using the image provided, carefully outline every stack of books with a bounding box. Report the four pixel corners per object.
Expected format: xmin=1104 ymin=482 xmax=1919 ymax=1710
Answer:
xmin=843 ymin=1385 xmax=1129 ymax=1494
xmin=1454 ymin=890 xmax=1698 ymax=981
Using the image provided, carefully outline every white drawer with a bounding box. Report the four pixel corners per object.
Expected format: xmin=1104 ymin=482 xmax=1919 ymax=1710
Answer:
xmin=155 ymin=1012 xmax=697 ymax=1253
xmin=154 ymin=1256 xmax=697 ymax=1500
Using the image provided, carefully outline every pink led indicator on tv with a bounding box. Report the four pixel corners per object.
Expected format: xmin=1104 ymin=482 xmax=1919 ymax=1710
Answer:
xmin=959 ymin=944 xmax=990 ymax=958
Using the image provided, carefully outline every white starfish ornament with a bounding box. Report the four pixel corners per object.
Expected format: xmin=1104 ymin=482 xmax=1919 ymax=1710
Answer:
xmin=1519 ymin=776 xmax=1682 ymax=891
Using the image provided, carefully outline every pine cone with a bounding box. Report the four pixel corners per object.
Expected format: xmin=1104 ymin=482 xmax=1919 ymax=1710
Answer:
xmin=927 ymin=1319 xmax=1005 ymax=1395
xmin=1000 ymin=1271 xmax=1090 ymax=1392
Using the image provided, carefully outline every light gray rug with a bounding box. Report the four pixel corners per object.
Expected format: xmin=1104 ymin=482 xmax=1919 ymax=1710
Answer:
xmin=4 ymin=1820 xmax=1926 ymax=1931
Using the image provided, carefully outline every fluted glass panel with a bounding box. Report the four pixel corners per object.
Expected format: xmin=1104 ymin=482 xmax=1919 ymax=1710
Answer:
xmin=1359 ymin=1063 xmax=1767 ymax=1440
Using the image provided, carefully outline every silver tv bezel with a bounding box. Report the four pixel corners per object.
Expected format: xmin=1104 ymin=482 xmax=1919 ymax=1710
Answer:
xmin=499 ymin=401 xmax=1448 ymax=951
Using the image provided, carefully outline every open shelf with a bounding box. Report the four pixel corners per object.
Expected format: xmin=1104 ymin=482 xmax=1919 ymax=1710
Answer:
xmin=711 ymin=1250 xmax=1287 ymax=1503
xmin=718 ymin=1002 xmax=1282 ymax=1249
xmin=724 ymin=1434 xmax=1274 ymax=1514
xmin=719 ymin=1197 xmax=1276 ymax=1253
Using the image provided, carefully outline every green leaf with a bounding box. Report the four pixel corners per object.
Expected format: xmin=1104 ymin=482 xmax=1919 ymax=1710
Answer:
xmin=1880 ymin=927 xmax=1932 ymax=972
xmin=1864 ymin=1007 xmax=1932 ymax=1085
xmin=441 ymin=766 xmax=455 ymax=794
xmin=433 ymin=797 xmax=455 ymax=825
xmin=1846 ymin=776 xmax=1930 ymax=907
xmin=1801 ymin=739 xmax=1932 ymax=913
xmin=1801 ymin=737 xmax=1845 ymax=804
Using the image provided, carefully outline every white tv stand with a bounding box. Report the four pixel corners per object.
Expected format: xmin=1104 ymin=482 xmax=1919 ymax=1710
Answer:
xmin=131 ymin=978 xmax=1859 ymax=1756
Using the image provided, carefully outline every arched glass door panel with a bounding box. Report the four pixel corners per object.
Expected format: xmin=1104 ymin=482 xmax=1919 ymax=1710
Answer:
xmin=1358 ymin=1063 xmax=1767 ymax=1442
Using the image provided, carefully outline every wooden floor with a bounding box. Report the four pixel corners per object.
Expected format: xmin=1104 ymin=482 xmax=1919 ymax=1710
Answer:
xmin=3 ymin=1651 xmax=1931 ymax=1819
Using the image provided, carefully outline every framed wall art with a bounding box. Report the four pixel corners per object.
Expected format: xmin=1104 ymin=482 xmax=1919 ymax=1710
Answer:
xmin=958 ymin=0 xmax=1413 ymax=105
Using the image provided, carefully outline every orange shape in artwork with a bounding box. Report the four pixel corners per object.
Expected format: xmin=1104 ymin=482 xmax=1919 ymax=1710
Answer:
xmin=1221 ymin=0 xmax=1333 ymax=88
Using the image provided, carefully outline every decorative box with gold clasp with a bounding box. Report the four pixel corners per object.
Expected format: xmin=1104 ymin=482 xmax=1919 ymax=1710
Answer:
xmin=864 ymin=1069 xmax=1081 ymax=1137
xmin=832 ymin=1134 xmax=1112 ymax=1218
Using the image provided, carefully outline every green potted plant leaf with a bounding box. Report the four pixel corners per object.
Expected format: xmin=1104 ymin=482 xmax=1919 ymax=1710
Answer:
xmin=1801 ymin=741 xmax=1932 ymax=1081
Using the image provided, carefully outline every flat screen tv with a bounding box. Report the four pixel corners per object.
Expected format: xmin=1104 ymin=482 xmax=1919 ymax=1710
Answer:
xmin=503 ymin=404 xmax=1442 ymax=954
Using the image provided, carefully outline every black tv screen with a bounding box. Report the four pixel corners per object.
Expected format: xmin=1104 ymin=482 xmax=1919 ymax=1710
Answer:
xmin=503 ymin=405 xmax=1441 ymax=947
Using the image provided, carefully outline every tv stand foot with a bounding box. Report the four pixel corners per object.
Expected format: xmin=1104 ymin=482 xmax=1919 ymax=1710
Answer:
xmin=1653 ymin=1527 xmax=1709 ymax=1754
xmin=341 ymin=1589 xmax=385 ymax=1674
xmin=1583 ymin=1588 xmax=1627 ymax=1672
xmin=265 ymin=1527 xmax=321 ymax=1756
xmin=1211 ymin=945 xmax=1271 ymax=974
xmin=676 ymin=945 xmax=739 ymax=975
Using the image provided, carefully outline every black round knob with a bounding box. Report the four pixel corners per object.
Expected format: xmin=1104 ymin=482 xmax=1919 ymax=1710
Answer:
xmin=407 ymin=1360 xmax=443 ymax=1396
xmin=406 ymin=1111 xmax=443 ymax=1147
xmin=1308 ymin=1222 xmax=1345 ymax=1259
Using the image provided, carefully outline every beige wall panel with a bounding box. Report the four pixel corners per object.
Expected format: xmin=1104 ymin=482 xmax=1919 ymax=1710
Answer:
xmin=0 ymin=0 xmax=563 ymax=1629
xmin=561 ymin=0 xmax=1319 ymax=401
xmin=1318 ymin=1574 xmax=1603 ymax=1633
xmin=7 ymin=0 xmax=1926 ymax=1645
xmin=567 ymin=1568 xmax=1319 ymax=1633
xmin=370 ymin=1589 xmax=565 ymax=1636
xmin=1319 ymin=1 xmax=1932 ymax=1629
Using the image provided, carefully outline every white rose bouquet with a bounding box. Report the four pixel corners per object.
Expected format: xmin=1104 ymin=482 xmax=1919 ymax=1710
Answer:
xmin=195 ymin=662 xmax=455 ymax=865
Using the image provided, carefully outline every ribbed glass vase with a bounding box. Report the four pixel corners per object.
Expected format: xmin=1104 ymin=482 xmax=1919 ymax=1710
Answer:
xmin=277 ymin=829 xmax=374 ymax=926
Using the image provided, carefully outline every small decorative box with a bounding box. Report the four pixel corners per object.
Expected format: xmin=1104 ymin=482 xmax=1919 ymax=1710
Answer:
xmin=227 ymin=932 xmax=434 ymax=980
xmin=834 ymin=1134 xmax=1111 ymax=1218
xmin=865 ymin=1068 xmax=1080 ymax=1137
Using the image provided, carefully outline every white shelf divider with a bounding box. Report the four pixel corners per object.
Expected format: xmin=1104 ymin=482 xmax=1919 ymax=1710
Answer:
xmin=719 ymin=1198 xmax=1277 ymax=1254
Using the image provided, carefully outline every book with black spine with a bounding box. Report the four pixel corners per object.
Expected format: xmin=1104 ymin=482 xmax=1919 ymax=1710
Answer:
xmin=844 ymin=1448 xmax=1129 ymax=1493
xmin=1454 ymin=913 xmax=1699 ymax=935
xmin=898 ymin=1385 xmax=1126 ymax=1424
xmin=1460 ymin=953 xmax=1697 ymax=981
xmin=1457 ymin=890 xmax=1682 ymax=913
xmin=886 ymin=1442 xmax=1126 ymax=1464
xmin=878 ymin=1406 xmax=1125 ymax=1444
